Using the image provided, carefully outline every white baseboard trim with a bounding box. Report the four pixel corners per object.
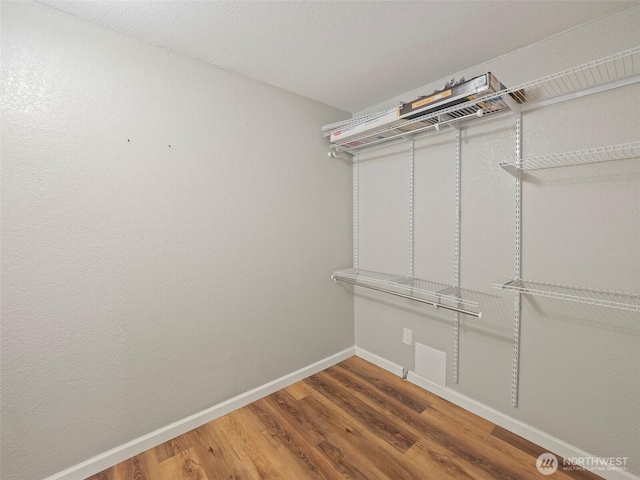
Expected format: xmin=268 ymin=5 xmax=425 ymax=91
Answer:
xmin=355 ymin=347 xmax=639 ymax=480
xmin=44 ymin=346 xmax=356 ymax=480
xmin=354 ymin=346 xmax=404 ymax=377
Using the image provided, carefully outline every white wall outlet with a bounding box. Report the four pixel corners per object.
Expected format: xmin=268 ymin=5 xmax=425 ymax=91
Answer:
xmin=403 ymin=328 xmax=412 ymax=345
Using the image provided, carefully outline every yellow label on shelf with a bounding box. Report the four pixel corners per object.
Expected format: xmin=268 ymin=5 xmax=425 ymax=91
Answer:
xmin=412 ymin=89 xmax=452 ymax=109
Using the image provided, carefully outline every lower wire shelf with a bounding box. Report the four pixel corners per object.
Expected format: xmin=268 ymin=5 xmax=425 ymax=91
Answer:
xmin=332 ymin=268 xmax=482 ymax=318
xmin=499 ymin=140 xmax=640 ymax=175
xmin=492 ymin=278 xmax=640 ymax=312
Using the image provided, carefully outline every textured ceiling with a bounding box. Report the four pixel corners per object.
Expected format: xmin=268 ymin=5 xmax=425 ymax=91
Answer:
xmin=38 ymin=0 xmax=635 ymax=112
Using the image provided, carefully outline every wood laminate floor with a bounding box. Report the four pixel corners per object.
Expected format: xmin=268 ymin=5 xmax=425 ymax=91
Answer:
xmin=88 ymin=356 xmax=602 ymax=479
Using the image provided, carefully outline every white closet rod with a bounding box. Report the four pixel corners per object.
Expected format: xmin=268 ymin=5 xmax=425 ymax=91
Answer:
xmin=331 ymin=275 xmax=482 ymax=318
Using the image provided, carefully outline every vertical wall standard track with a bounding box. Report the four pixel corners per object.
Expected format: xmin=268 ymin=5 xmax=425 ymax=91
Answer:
xmin=354 ymin=152 xmax=360 ymax=271
xmin=409 ymin=139 xmax=415 ymax=279
xmin=453 ymin=127 xmax=462 ymax=383
xmin=512 ymin=114 xmax=523 ymax=407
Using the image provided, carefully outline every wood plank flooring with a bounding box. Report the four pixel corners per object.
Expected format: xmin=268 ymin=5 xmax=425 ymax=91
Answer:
xmin=87 ymin=356 xmax=602 ymax=479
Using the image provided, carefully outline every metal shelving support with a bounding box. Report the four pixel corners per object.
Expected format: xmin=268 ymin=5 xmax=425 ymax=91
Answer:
xmin=353 ymin=152 xmax=360 ymax=271
xmin=408 ymin=139 xmax=415 ymax=279
xmin=326 ymin=44 xmax=640 ymax=404
xmin=453 ymin=126 xmax=462 ymax=383
xmin=492 ymin=278 xmax=640 ymax=312
xmin=332 ymin=268 xmax=482 ymax=318
xmin=511 ymin=114 xmax=523 ymax=408
xmin=500 ymin=140 xmax=640 ymax=175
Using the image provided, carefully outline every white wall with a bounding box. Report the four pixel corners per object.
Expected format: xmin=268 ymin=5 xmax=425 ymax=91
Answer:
xmin=0 ymin=3 xmax=352 ymax=480
xmin=353 ymin=5 xmax=640 ymax=475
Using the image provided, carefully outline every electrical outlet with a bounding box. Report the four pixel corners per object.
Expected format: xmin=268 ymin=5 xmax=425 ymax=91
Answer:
xmin=403 ymin=328 xmax=412 ymax=345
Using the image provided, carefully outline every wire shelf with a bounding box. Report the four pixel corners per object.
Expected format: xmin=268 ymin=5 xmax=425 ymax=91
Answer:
xmin=500 ymin=141 xmax=640 ymax=173
xmin=504 ymin=46 xmax=640 ymax=109
xmin=321 ymin=108 xmax=397 ymax=137
xmin=331 ymin=104 xmax=503 ymax=153
xmin=332 ymin=268 xmax=479 ymax=309
xmin=492 ymin=278 xmax=640 ymax=312
xmin=326 ymin=45 xmax=640 ymax=153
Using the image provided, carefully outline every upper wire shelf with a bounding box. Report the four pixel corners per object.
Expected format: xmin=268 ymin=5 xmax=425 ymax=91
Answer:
xmin=326 ymin=45 xmax=640 ymax=154
xmin=332 ymin=268 xmax=482 ymax=317
xmin=492 ymin=278 xmax=639 ymax=312
xmin=500 ymin=141 xmax=640 ymax=175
